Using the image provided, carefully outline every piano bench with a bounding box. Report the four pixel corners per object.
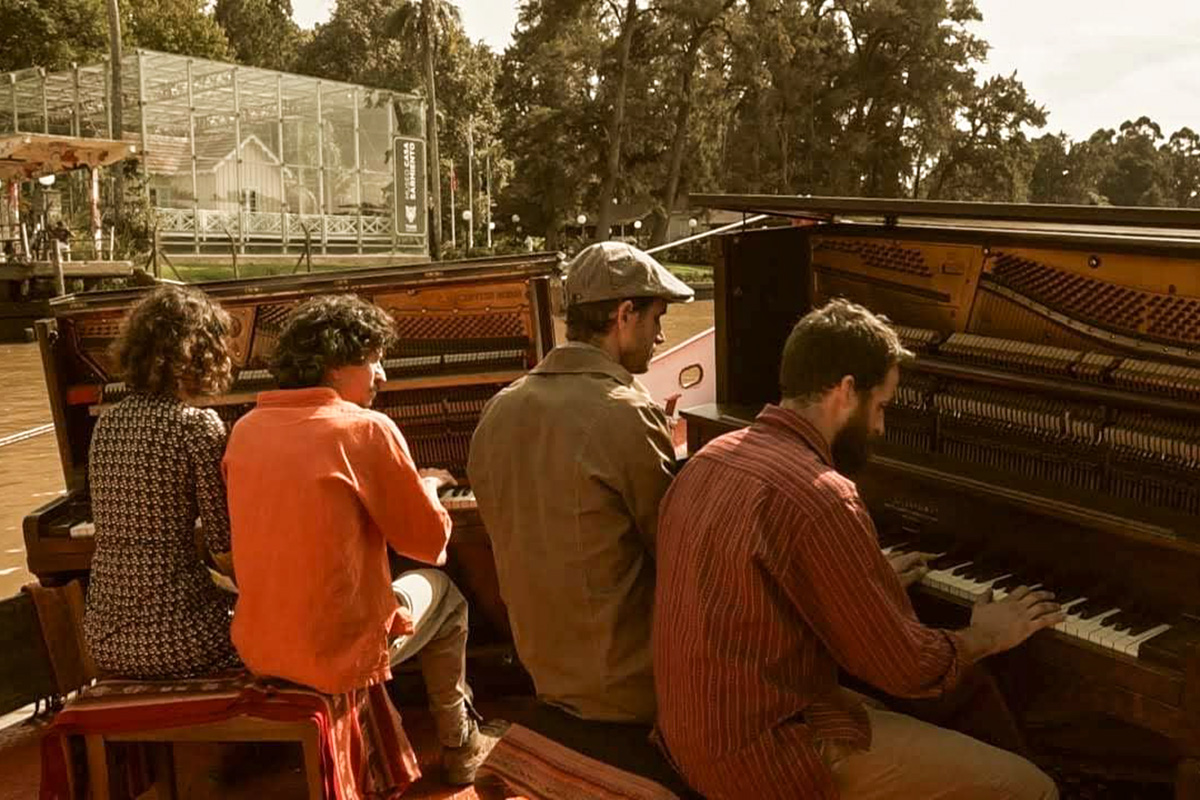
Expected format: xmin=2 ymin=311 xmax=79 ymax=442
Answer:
xmin=86 ymin=716 xmax=323 ymax=800
xmin=42 ymin=674 xmax=347 ymax=800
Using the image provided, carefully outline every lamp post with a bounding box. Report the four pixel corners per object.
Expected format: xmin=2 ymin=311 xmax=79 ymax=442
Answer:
xmin=576 ymin=213 xmax=587 ymax=246
xmin=462 ymin=209 xmax=472 ymax=254
xmin=633 ymin=219 xmax=642 ymax=247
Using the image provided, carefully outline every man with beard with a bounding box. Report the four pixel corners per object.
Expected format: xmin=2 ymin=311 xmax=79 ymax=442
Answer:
xmin=467 ymin=242 xmax=693 ymax=787
xmin=653 ymin=299 xmax=1062 ymax=800
xmin=224 ymin=295 xmax=501 ymax=789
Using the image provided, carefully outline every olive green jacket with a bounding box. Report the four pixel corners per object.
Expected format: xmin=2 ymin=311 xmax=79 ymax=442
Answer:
xmin=467 ymin=343 xmax=676 ymax=723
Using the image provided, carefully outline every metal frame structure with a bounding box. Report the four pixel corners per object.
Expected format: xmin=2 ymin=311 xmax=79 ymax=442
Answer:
xmin=1 ymin=50 xmax=427 ymax=257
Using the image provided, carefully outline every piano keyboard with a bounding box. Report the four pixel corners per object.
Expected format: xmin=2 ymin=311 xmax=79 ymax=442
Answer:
xmin=882 ymin=544 xmax=1173 ymax=659
xmin=438 ymin=487 xmax=477 ymax=511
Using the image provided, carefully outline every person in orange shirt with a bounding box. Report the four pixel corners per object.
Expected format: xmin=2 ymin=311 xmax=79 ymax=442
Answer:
xmin=223 ymin=294 xmax=500 ymax=790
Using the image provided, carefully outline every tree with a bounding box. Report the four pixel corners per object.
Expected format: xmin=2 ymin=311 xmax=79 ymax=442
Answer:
xmin=498 ymin=0 xmax=607 ymax=249
xmin=924 ymin=74 xmax=1046 ymax=201
xmin=214 ymin=0 xmax=302 ymax=71
xmin=1162 ymin=128 xmax=1200 ymax=208
xmin=0 ymin=0 xmax=109 ymax=73
xmin=385 ymin=0 xmax=462 ymax=258
xmin=647 ymin=0 xmax=738 ymax=246
xmin=1098 ymin=117 xmax=1169 ymax=207
xmin=592 ymin=0 xmax=644 ymax=243
xmin=123 ymin=0 xmax=230 ymax=60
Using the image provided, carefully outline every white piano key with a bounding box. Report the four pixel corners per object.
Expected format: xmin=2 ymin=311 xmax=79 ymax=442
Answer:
xmin=1065 ymin=608 xmax=1120 ymax=640
xmin=1125 ymin=624 xmax=1173 ymax=657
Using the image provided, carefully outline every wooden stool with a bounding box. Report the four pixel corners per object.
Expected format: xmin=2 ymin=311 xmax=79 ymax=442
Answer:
xmin=85 ymin=715 xmax=324 ymax=800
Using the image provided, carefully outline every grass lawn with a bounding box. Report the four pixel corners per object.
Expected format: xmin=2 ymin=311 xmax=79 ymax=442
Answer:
xmin=663 ymin=263 xmax=713 ymax=284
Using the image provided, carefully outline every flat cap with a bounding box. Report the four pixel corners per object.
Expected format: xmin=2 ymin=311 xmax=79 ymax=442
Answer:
xmin=563 ymin=242 xmax=695 ymax=308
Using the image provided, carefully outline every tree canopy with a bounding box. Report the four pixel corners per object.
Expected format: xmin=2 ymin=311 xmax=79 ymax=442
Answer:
xmin=8 ymin=0 xmax=1200 ymax=246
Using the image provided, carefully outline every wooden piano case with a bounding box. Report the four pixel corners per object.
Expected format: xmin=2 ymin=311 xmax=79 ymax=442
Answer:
xmin=685 ymin=196 xmax=1200 ymax=797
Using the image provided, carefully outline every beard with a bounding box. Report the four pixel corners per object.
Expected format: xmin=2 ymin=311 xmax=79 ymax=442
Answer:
xmin=831 ymin=403 xmax=876 ymax=477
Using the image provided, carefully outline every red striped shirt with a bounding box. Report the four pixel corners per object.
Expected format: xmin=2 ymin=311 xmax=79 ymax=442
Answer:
xmin=653 ymin=405 xmax=968 ymax=799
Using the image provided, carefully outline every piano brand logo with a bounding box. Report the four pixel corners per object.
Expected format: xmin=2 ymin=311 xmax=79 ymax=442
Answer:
xmin=406 ymin=205 xmax=417 ymax=224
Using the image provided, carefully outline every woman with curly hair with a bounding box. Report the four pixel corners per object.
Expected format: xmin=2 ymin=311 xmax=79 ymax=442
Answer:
xmin=84 ymin=284 xmax=242 ymax=679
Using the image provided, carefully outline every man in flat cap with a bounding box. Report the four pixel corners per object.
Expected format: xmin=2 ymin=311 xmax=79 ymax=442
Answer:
xmin=468 ymin=241 xmax=693 ymax=785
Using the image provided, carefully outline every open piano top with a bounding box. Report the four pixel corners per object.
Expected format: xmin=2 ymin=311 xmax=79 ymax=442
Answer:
xmin=682 ymin=196 xmax=1200 ymax=792
xmin=23 ymin=253 xmax=561 ymax=644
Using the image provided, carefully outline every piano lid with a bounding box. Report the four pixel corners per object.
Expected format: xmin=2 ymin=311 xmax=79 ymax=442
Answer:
xmin=47 ymin=252 xmax=566 ymax=315
xmin=690 ymin=194 xmax=1200 ymax=247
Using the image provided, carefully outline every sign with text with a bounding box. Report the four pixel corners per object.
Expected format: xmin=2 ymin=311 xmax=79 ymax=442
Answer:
xmin=394 ymin=136 xmax=427 ymax=238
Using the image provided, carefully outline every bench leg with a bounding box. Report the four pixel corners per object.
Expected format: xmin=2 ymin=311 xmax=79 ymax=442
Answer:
xmin=85 ymin=734 xmax=111 ymax=800
xmin=301 ymin=730 xmax=324 ymax=800
xmin=150 ymin=743 xmax=178 ymax=800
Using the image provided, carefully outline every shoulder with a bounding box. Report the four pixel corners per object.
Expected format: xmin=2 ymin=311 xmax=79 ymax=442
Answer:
xmin=349 ymin=407 xmax=409 ymax=455
xmin=604 ymin=379 xmax=668 ymax=427
xmin=179 ymin=405 xmax=228 ymax=450
xmin=700 ymin=428 xmax=859 ymax=522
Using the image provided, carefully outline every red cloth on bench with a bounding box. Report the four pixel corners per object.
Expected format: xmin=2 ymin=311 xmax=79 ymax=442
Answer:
xmin=40 ymin=672 xmax=420 ymax=799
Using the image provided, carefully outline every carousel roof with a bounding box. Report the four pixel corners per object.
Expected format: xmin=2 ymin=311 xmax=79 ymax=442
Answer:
xmin=0 ymin=133 xmax=136 ymax=182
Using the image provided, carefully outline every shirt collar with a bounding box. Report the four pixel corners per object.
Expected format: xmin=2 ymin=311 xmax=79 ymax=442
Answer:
xmin=255 ymin=386 xmax=345 ymax=408
xmin=531 ymin=343 xmax=634 ymax=386
xmin=754 ymin=404 xmax=834 ymax=466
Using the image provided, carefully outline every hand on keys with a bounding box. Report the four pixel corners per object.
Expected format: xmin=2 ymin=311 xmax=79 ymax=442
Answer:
xmin=969 ymin=586 xmax=1066 ymax=656
xmin=418 ymin=468 xmax=458 ymax=491
xmin=888 ymin=551 xmax=935 ymax=589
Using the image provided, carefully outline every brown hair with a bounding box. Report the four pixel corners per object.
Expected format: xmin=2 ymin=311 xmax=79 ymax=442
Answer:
xmin=270 ymin=294 xmax=396 ymax=389
xmin=565 ymin=296 xmax=658 ymax=342
xmin=111 ymin=284 xmax=234 ymax=398
xmin=779 ymin=298 xmax=912 ymax=402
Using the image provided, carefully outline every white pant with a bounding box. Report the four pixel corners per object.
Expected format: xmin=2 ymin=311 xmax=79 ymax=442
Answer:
xmin=388 ymin=570 xmax=474 ymax=747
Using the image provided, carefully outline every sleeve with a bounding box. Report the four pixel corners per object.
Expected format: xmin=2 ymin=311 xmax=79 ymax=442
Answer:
xmin=187 ymin=409 xmax=232 ymax=555
xmin=359 ymin=416 xmax=452 ymax=566
xmin=764 ymin=494 xmax=969 ymax=699
xmin=602 ymin=398 xmax=677 ymax=556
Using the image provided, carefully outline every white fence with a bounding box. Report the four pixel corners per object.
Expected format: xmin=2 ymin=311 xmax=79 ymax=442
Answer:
xmin=154 ymin=208 xmax=406 ymax=252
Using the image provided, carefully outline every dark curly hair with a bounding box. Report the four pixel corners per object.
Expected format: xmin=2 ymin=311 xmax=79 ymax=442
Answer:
xmin=111 ymin=284 xmax=234 ymax=398
xmin=270 ymin=295 xmax=397 ymax=389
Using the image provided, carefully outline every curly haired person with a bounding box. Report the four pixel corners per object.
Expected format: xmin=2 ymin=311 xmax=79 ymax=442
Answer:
xmin=84 ymin=284 xmax=242 ymax=679
xmin=222 ymin=294 xmax=501 ymax=791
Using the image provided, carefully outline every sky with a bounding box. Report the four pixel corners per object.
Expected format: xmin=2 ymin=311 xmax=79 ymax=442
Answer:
xmin=290 ymin=0 xmax=1200 ymax=142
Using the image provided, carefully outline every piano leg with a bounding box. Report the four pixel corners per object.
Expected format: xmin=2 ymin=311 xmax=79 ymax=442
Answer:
xmin=1177 ymin=758 xmax=1200 ymax=800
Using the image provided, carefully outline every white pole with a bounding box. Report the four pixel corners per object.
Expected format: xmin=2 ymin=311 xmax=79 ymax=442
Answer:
xmin=449 ymin=160 xmax=456 ymax=249
xmin=467 ymin=118 xmax=474 ymax=251
xmin=486 ymin=150 xmax=492 ymax=249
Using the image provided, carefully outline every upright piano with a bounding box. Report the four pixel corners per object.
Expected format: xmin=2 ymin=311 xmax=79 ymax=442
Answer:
xmin=683 ymin=196 xmax=1200 ymax=796
xmin=22 ymin=253 xmax=562 ymax=645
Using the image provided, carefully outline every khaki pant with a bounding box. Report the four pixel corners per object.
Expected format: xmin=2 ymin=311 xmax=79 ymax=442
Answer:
xmin=388 ymin=570 xmax=474 ymax=748
xmin=823 ymin=706 xmax=1058 ymax=799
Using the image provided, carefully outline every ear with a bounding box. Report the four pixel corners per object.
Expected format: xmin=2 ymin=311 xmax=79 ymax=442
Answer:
xmin=614 ymin=299 xmax=637 ymax=329
xmin=832 ymin=374 xmax=857 ymax=413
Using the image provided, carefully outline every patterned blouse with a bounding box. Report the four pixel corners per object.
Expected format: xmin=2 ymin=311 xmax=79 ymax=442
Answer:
xmin=84 ymin=393 xmax=241 ymax=679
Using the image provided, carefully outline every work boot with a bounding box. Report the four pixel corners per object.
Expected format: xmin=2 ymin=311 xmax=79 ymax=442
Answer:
xmin=443 ymin=718 xmax=509 ymax=786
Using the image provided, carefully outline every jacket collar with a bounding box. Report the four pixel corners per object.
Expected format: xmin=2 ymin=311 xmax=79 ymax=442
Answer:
xmin=255 ymin=386 xmax=345 ymax=408
xmin=531 ymin=343 xmax=634 ymax=386
xmin=754 ymin=404 xmax=834 ymax=466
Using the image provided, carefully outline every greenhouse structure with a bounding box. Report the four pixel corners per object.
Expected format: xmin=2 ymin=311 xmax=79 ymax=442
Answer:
xmin=1 ymin=50 xmax=428 ymax=256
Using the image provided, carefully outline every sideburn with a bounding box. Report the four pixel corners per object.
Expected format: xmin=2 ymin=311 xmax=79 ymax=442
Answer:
xmin=830 ymin=401 xmax=874 ymax=477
